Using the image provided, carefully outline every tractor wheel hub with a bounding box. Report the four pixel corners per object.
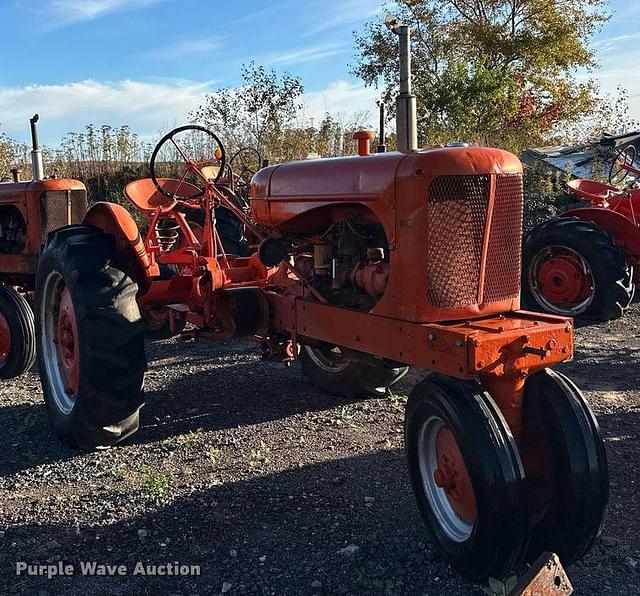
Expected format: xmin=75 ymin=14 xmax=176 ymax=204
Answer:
xmin=433 ymin=427 xmax=477 ymax=523
xmin=55 ymin=287 xmax=80 ymax=395
xmin=538 ymin=252 xmax=592 ymax=304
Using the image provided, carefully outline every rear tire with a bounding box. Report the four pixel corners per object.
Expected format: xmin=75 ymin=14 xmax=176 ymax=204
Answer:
xmin=405 ymin=375 xmax=530 ymax=580
xmin=299 ymin=343 xmax=408 ymax=398
xmin=522 ymin=369 xmax=608 ymax=565
xmin=36 ymin=225 xmax=147 ymax=450
xmin=0 ymin=284 xmax=36 ymax=379
xmin=523 ymin=217 xmax=634 ymax=321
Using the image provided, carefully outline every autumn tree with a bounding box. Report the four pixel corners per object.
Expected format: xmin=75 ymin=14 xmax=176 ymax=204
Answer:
xmin=192 ymin=62 xmax=305 ymax=163
xmin=353 ymin=0 xmax=609 ymax=152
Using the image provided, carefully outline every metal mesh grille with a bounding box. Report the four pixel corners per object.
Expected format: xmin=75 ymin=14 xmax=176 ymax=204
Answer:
xmin=426 ymin=175 xmax=490 ymax=308
xmin=484 ymin=174 xmax=524 ymax=303
xmin=40 ymin=190 xmax=87 ymax=240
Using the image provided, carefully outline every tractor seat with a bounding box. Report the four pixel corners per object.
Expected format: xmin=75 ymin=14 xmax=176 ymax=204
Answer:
xmin=124 ymin=178 xmax=202 ymax=214
xmin=567 ymin=179 xmax=625 ymax=206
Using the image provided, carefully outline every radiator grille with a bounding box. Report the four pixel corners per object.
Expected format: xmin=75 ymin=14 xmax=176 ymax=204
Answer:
xmin=426 ymin=173 xmax=523 ymax=309
xmin=483 ymin=174 xmax=523 ymax=303
xmin=426 ymin=175 xmax=490 ymax=308
xmin=40 ymin=190 xmax=88 ymax=240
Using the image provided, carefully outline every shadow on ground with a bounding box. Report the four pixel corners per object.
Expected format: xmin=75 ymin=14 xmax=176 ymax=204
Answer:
xmin=1 ymin=449 xmax=480 ymax=596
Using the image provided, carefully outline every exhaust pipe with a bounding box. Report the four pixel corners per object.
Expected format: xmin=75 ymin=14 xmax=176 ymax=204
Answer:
xmin=377 ymin=102 xmax=386 ymax=153
xmin=386 ymin=17 xmax=418 ymax=153
xmin=30 ymin=114 xmax=45 ymax=181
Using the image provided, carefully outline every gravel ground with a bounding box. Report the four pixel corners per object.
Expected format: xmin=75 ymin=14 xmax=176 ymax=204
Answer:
xmin=1 ymin=306 xmax=639 ymax=595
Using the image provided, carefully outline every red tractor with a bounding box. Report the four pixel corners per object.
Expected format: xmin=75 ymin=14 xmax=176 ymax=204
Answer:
xmin=0 ymin=115 xmax=87 ymax=379
xmin=33 ymin=121 xmax=608 ymax=580
xmin=523 ymin=143 xmax=640 ymax=320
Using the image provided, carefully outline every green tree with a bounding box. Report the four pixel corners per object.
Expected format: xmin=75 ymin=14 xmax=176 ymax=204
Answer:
xmin=353 ymin=0 xmax=609 ymax=152
xmin=192 ymin=62 xmax=305 ymax=163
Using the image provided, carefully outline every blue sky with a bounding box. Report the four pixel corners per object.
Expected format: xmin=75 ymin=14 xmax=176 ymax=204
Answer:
xmin=0 ymin=0 xmax=639 ymax=146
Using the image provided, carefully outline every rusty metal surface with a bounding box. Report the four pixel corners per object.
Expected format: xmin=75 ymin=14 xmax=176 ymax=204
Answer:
xmin=510 ymin=552 xmax=573 ymax=595
xmin=0 ymin=179 xmax=87 ymax=276
xmin=286 ymin=298 xmax=572 ymax=378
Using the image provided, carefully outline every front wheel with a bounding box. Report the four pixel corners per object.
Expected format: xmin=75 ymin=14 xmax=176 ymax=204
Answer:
xmin=36 ymin=226 xmax=147 ymax=450
xmin=299 ymin=343 xmax=408 ymax=398
xmin=522 ymin=369 xmax=608 ymax=565
xmin=0 ymin=284 xmax=36 ymax=379
xmin=405 ymin=375 xmax=530 ymax=580
xmin=523 ymin=217 xmax=634 ymax=321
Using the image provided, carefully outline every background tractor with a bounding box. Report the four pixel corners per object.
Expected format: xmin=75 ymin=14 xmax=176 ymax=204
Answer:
xmin=523 ymin=142 xmax=640 ymax=321
xmin=34 ymin=22 xmax=608 ymax=582
xmin=0 ymin=115 xmax=87 ymax=379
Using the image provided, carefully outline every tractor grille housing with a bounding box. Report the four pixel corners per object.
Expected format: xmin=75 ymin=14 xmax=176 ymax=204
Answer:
xmin=426 ymin=173 xmax=523 ymax=309
xmin=40 ymin=190 xmax=88 ymax=240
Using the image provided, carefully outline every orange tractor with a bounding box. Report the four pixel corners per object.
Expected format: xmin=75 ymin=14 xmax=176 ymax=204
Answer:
xmin=523 ymin=143 xmax=640 ymax=321
xmin=34 ymin=115 xmax=608 ymax=579
xmin=0 ymin=115 xmax=87 ymax=379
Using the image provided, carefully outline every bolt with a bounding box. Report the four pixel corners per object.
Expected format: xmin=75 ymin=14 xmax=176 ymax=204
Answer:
xmin=456 ymin=339 xmax=464 ymax=347
xmin=565 ymin=323 xmax=572 ymax=332
xmin=477 ymin=360 xmax=485 ymax=368
xmin=428 ymin=334 xmax=435 ymax=341
xmin=547 ymin=339 xmax=557 ymax=349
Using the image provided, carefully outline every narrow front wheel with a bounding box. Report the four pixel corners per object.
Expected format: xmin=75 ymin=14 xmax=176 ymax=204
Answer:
xmin=405 ymin=375 xmax=530 ymax=580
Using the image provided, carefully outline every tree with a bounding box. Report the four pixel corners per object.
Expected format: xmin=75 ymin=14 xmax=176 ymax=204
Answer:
xmin=192 ymin=62 xmax=305 ymax=163
xmin=353 ymin=0 xmax=609 ymax=152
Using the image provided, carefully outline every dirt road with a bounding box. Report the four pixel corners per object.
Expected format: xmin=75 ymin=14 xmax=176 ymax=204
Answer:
xmin=1 ymin=306 xmax=639 ymax=595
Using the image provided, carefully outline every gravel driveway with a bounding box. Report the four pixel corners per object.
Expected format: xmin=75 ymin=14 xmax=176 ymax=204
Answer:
xmin=1 ymin=306 xmax=639 ymax=595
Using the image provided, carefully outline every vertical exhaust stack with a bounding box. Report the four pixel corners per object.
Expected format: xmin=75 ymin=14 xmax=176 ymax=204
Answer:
xmin=386 ymin=16 xmax=418 ymax=153
xmin=30 ymin=114 xmax=45 ymax=181
xmin=377 ymin=102 xmax=386 ymax=153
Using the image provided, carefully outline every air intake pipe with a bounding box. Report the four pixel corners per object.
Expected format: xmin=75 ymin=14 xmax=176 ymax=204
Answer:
xmin=30 ymin=114 xmax=45 ymax=181
xmin=386 ymin=17 xmax=418 ymax=153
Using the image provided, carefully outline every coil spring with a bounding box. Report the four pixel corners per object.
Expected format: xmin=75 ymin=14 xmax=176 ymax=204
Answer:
xmin=156 ymin=218 xmax=180 ymax=251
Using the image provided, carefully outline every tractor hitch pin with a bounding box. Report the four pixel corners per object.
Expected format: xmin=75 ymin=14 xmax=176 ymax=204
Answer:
xmin=523 ymin=346 xmax=551 ymax=358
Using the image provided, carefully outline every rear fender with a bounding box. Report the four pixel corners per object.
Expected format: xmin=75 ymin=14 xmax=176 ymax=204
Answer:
xmin=83 ymin=202 xmax=158 ymax=282
xmin=563 ymin=207 xmax=640 ymax=260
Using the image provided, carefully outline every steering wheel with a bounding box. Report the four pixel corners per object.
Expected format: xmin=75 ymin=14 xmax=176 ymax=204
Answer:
xmin=609 ymin=144 xmax=637 ymax=185
xmin=230 ymin=147 xmax=263 ymax=187
xmin=150 ymin=125 xmax=227 ymax=200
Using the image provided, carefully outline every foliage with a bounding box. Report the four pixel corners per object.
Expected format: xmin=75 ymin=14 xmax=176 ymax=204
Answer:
xmin=522 ymin=163 xmax=573 ymax=233
xmin=192 ymin=62 xmax=376 ymax=162
xmin=353 ymin=0 xmax=609 ymax=152
xmin=139 ymin=466 xmax=171 ymax=497
xmin=563 ymin=86 xmax=640 ymax=143
xmin=192 ymin=61 xmax=305 ymax=163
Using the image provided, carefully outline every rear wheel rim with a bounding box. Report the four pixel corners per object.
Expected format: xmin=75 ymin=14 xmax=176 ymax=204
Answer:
xmin=304 ymin=345 xmax=351 ymax=373
xmin=529 ymin=246 xmax=595 ymax=315
xmin=0 ymin=312 xmax=11 ymax=364
xmin=418 ymin=416 xmax=476 ymax=542
xmin=41 ymin=271 xmax=79 ymax=415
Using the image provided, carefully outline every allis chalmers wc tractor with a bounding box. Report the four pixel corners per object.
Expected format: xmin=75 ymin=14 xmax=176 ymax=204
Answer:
xmin=0 ymin=115 xmax=87 ymax=379
xmin=523 ymin=143 xmax=640 ymax=321
xmin=34 ymin=26 xmax=607 ymax=582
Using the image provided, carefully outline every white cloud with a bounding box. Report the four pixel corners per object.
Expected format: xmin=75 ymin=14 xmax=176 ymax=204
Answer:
xmin=143 ymin=37 xmax=225 ymax=60
xmin=306 ymin=0 xmax=383 ymax=34
xmin=18 ymin=0 xmax=167 ymax=26
xmin=593 ymin=32 xmax=640 ymax=54
xmin=264 ymin=43 xmax=348 ymax=66
xmin=302 ymin=80 xmax=380 ymax=125
xmin=0 ymin=79 xmax=214 ymax=144
xmin=0 ymin=78 xmax=380 ymax=146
